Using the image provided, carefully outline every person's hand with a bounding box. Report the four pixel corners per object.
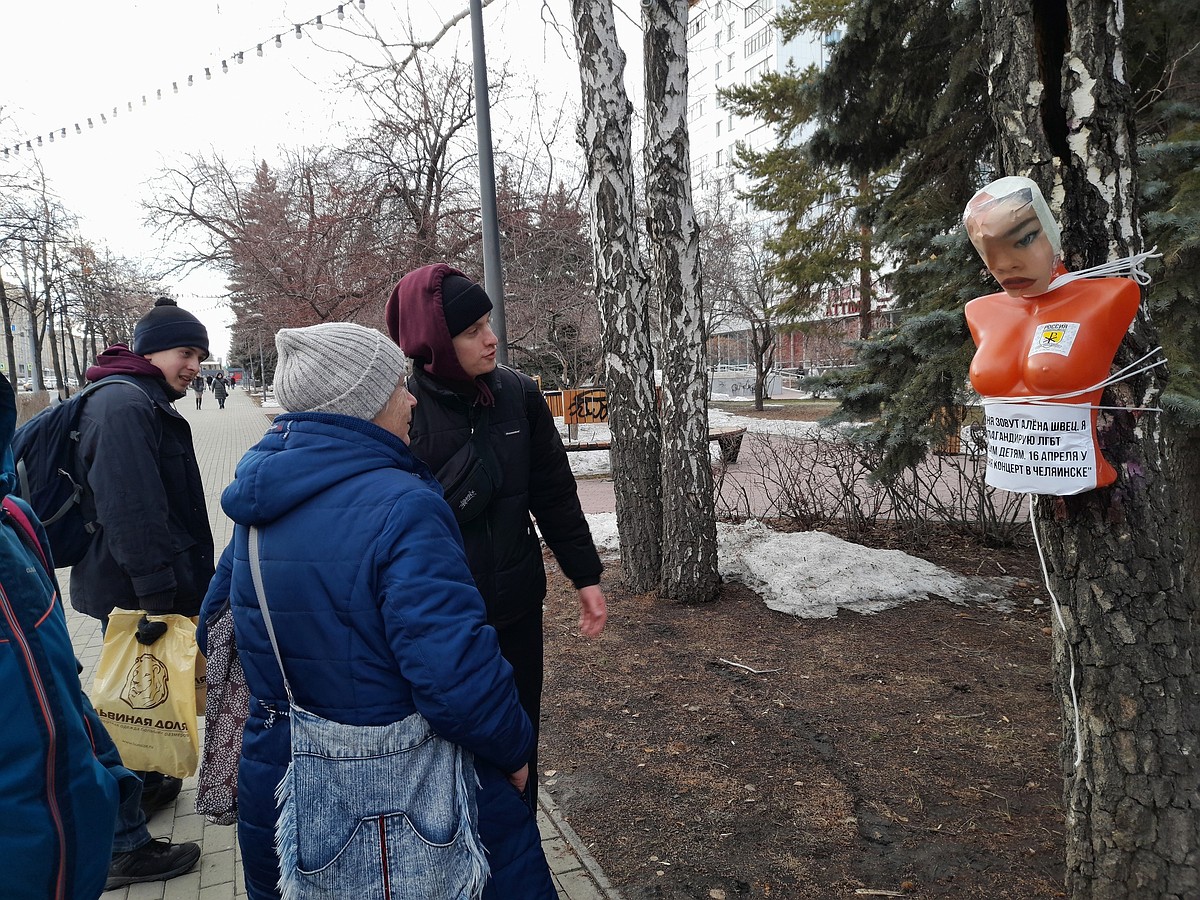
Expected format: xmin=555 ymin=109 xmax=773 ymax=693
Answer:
xmin=135 ymin=615 xmax=169 ymax=645
xmin=577 ymin=584 xmax=607 ymax=638
xmin=508 ymin=764 xmax=529 ymax=794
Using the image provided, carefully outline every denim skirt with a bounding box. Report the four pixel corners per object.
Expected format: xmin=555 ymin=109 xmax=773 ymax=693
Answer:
xmin=275 ymin=705 xmax=488 ymax=900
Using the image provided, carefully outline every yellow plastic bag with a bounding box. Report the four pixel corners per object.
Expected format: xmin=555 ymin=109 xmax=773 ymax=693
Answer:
xmin=92 ymin=610 xmax=200 ymax=778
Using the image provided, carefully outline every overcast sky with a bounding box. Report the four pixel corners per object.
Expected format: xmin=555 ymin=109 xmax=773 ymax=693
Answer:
xmin=0 ymin=0 xmax=643 ymax=360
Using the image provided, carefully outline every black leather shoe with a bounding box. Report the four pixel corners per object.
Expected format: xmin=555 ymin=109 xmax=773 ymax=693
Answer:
xmin=139 ymin=775 xmax=183 ymax=815
xmin=106 ymin=838 xmax=201 ymax=889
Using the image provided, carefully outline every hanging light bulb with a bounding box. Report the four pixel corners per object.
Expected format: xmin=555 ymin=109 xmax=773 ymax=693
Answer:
xmin=205 ymin=67 xmax=212 ymax=80
xmin=275 ymin=33 xmax=282 ymax=48
xmin=127 ymin=101 xmax=133 ymax=112
xmin=87 ymin=118 xmax=94 ymax=128
xmin=172 ymin=81 xmax=179 ymax=94
xmin=221 ymin=59 xmax=229 ymax=73
xmin=358 ymin=0 xmax=365 ymax=10
xmin=237 ymin=51 xmax=244 ymax=64
xmin=100 ymin=113 xmax=107 ymax=124
xmin=26 ymin=140 xmax=33 ymax=149
xmin=188 ymin=74 xmax=194 ymax=86
xmin=257 ymin=43 xmax=263 ymax=57
xmin=156 ymin=88 xmax=163 ymax=100
xmin=75 ymin=123 xmax=82 ymax=134
xmin=37 ymin=136 xmax=43 ymax=146
xmin=295 ymin=23 xmax=302 ymax=38
xmin=112 ymin=106 xmax=119 ymax=117
xmin=142 ymin=95 xmax=148 ymax=106
xmin=337 ymin=5 xmax=345 ymax=20
xmin=60 ymin=127 xmax=67 ymax=137
xmin=49 ymin=132 xmax=55 ymax=142
xmin=315 ymin=15 xmax=323 ymax=29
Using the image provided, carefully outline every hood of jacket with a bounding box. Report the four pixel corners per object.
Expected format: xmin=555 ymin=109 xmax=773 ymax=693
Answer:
xmin=386 ymin=263 xmax=474 ymax=383
xmin=87 ymin=344 xmax=182 ymax=400
xmin=221 ymin=411 xmax=435 ymax=527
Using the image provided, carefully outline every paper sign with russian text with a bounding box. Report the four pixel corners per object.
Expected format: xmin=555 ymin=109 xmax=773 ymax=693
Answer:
xmin=983 ymin=401 xmax=1096 ymax=495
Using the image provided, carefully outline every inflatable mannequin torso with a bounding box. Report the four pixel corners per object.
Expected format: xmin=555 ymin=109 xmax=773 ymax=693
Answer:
xmin=962 ymin=177 xmax=1140 ymax=494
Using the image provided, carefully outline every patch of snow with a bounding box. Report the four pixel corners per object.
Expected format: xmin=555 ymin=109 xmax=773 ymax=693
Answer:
xmin=586 ymin=514 xmax=1013 ymax=618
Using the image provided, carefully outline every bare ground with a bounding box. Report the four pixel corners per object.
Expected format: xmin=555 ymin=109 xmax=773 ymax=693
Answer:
xmin=539 ymin=526 xmax=1066 ymax=899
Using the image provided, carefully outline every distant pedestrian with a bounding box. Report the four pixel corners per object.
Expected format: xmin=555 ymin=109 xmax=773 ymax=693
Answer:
xmin=212 ymin=373 xmax=228 ymax=410
xmin=192 ymin=373 xmax=205 ymax=409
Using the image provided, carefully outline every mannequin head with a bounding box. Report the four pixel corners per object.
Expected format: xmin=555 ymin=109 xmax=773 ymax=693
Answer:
xmin=964 ymin=176 xmax=1062 ymax=299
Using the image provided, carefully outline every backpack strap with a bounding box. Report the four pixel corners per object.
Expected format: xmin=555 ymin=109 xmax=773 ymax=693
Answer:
xmin=3 ymin=495 xmax=52 ymax=576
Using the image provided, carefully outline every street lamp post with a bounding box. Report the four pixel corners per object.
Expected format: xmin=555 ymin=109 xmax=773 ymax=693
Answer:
xmin=258 ymin=328 xmax=266 ymax=403
xmin=469 ymin=0 xmax=508 ymax=366
xmin=244 ymin=313 xmax=269 ymax=403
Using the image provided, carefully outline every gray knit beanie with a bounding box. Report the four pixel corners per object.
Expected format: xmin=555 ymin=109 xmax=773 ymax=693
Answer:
xmin=273 ymin=323 xmax=407 ymax=421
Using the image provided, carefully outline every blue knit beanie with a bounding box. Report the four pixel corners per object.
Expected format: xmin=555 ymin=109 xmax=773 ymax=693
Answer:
xmin=133 ymin=298 xmax=210 ymax=360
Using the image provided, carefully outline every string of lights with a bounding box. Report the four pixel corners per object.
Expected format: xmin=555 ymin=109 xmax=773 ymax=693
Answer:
xmin=3 ymin=0 xmax=368 ymax=160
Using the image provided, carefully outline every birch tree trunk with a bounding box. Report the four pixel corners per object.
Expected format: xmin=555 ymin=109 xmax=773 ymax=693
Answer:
xmin=981 ymin=1 xmax=1200 ymax=896
xmin=643 ymin=0 xmax=719 ymax=602
xmin=571 ymin=0 xmax=663 ymax=592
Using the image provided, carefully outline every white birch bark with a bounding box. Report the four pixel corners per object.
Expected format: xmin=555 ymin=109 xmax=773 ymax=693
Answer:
xmin=571 ymin=0 xmax=663 ymax=591
xmin=642 ymin=0 xmax=719 ymax=602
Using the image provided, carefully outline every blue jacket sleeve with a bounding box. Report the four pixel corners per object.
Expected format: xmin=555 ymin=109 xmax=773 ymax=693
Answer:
xmin=197 ymin=542 xmax=233 ymax=657
xmin=376 ymin=489 xmax=534 ymax=775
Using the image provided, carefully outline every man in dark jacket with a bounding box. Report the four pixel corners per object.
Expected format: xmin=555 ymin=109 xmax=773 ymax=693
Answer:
xmin=71 ymin=297 xmax=213 ymax=883
xmin=386 ymin=264 xmax=606 ymax=806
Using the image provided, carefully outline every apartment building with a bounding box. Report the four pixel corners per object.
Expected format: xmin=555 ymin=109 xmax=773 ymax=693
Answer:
xmin=686 ymin=0 xmax=834 ymax=204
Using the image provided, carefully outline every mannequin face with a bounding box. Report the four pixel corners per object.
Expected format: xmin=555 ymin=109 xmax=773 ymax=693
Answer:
xmin=965 ymin=193 xmax=1059 ymax=298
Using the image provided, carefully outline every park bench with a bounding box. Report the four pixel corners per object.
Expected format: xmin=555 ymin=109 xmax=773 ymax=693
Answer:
xmin=562 ymin=425 xmax=747 ymax=464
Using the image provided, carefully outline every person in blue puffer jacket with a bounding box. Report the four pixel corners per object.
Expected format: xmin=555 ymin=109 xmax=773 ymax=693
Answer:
xmin=0 ymin=374 xmax=121 ymax=899
xmin=198 ymin=322 xmax=555 ymax=900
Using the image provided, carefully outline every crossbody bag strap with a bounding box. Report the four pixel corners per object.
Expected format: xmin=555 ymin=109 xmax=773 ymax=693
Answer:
xmin=248 ymin=525 xmax=294 ymax=705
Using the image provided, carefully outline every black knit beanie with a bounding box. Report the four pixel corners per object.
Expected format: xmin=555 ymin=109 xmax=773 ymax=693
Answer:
xmin=440 ymin=274 xmax=493 ymax=338
xmin=133 ymin=298 xmax=210 ymax=359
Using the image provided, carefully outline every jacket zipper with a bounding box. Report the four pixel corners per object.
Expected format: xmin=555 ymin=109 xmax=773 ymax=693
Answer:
xmin=378 ymin=816 xmax=391 ymax=899
xmin=0 ymin=583 xmax=69 ymax=900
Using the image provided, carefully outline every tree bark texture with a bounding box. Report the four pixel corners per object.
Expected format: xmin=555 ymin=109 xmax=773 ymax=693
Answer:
xmin=642 ymin=0 xmax=719 ymax=602
xmin=981 ymin=1 xmax=1200 ymax=897
xmin=858 ymin=173 xmax=873 ymax=340
xmin=571 ymin=0 xmax=663 ymax=592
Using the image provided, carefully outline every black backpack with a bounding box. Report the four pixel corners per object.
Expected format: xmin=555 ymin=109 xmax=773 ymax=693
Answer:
xmin=11 ymin=376 xmax=149 ymax=567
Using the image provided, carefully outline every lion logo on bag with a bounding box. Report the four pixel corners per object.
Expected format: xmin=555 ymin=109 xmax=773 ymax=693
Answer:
xmin=121 ymin=654 xmax=170 ymax=710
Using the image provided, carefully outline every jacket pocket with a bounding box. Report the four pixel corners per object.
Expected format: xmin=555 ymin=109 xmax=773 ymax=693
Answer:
xmin=296 ymin=812 xmax=482 ymax=900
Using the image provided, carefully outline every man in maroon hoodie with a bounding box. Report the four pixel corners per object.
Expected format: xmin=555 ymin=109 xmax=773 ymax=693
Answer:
xmin=387 ymin=264 xmax=606 ymax=807
xmin=73 ymin=297 xmax=212 ymax=888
